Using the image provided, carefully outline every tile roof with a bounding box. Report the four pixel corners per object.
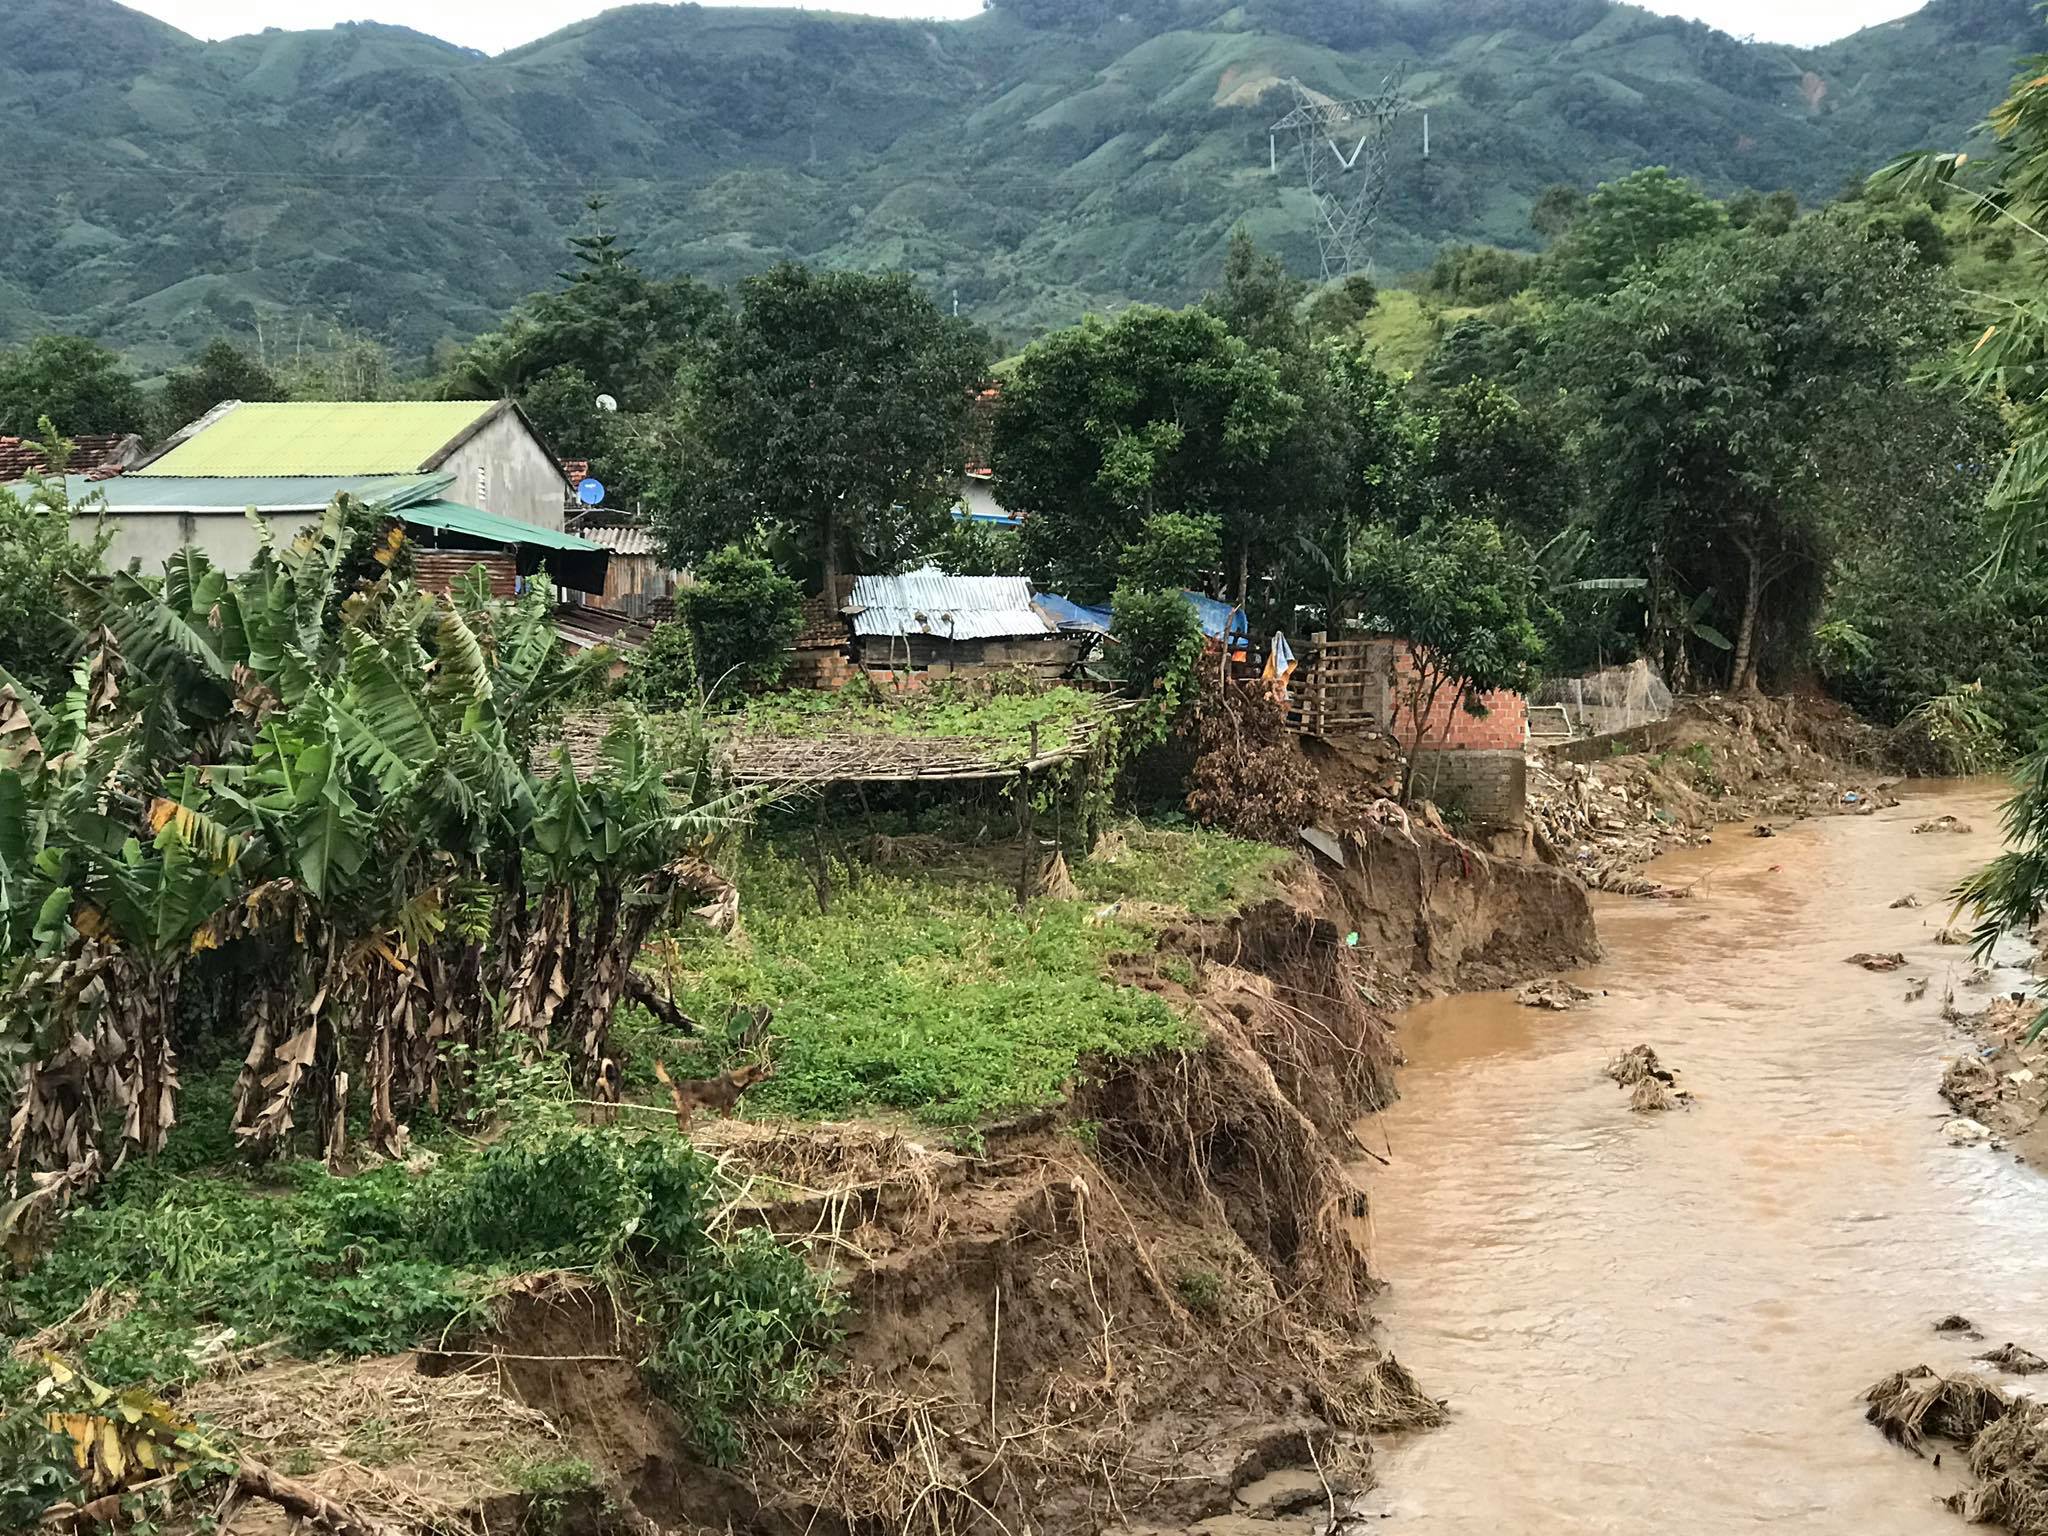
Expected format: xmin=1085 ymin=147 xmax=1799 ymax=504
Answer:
xmin=0 ymin=433 xmax=141 ymax=482
xmin=137 ymin=401 xmax=502 ymax=477
xmin=844 ymin=570 xmax=1055 ymax=642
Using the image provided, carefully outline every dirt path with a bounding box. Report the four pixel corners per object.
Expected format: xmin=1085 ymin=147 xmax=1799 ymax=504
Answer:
xmin=1355 ymin=781 xmax=2048 ymax=1533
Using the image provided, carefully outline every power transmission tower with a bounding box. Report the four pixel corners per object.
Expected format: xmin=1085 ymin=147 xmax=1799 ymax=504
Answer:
xmin=1268 ymin=71 xmax=1416 ymax=281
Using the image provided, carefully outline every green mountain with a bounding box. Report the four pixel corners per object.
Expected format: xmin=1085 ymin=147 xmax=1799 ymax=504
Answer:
xmin=1 ymin=0 xmax=2038 ymax=367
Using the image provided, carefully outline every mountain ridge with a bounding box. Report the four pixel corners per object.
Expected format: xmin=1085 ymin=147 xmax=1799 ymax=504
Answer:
xmin=1 ymin=0 xmax=2038 ymax=365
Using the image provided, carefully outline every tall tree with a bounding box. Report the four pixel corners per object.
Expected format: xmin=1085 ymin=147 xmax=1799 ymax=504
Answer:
xmin=0 ymin=336 xmax=145 ymax=437
xmin=155 ymin=339 xmax=287 ymax=438
xmin=0 ymin=432 xmax=110 ymax=700
xmin=443 ymin=200 xmax=727 ymax=467
xmin=993 ymin=305 xmax=1298 ymax=605
xmin=1544 ymin=214 xmax=1944 ymax=691
xmin=653 ymin=264 xmax=991 ymax=591
xmin=1543 ymin=166 xmax=1725 ymax=298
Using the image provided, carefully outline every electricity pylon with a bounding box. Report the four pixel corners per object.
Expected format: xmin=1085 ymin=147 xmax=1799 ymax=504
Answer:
xmin=1268 ymin=71 xmax=1415 ymax=281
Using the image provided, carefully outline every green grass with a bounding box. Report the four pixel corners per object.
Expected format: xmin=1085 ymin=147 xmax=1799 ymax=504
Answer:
xmin=636 ymin=820 xmax=1286 ymax=1126
xmin=2 ymin=1122 xmax=837 ymax=1467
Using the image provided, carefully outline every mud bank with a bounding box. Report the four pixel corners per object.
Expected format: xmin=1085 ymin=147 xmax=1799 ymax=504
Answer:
xmin=178 ymin=830 xmax=1591 ymax=1536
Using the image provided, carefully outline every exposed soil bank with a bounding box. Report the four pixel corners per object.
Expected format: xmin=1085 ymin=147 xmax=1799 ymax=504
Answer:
xmin=173 ymin=827 xmax=1591 ymax=1536
xmin=1358 ymin=780 xmax=2048 ymax=1533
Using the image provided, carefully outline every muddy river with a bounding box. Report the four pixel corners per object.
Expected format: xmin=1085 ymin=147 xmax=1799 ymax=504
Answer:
xmin=1359 ymin=782 xmax=2048 ymax=1532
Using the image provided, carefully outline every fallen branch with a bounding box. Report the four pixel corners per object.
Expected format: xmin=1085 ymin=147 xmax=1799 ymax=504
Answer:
xmin=624 ymin=971 xmax=697 ymax=1035
xmin=233 ymin=1462 xmax=393 ymax=1536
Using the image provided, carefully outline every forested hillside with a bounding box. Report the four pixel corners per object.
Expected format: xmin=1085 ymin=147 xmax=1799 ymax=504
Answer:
xmin=0 ymin=0 xmax=2038 ymax=364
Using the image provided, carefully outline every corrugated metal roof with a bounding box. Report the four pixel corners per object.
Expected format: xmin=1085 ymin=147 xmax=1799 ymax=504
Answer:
xmin=400 ymin=500 xmax=600 ymax=554
xmin=137 ymin=402 xmax=500 ymax=477
xmin=845 ymin=570 xmax=1054 ymax=641
xmin=573 ymin=522 xmax=662 ymax=557
xmin=16 ymin=473 xmax=448 ymax=512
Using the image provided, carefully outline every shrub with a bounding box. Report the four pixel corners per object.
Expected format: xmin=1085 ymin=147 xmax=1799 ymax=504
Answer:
xmin=1110 ymin=584 xmax=1205 ymax=737
xmin=681 ymin=547 xmax=802 ymax=699
xmin=630 ymin=618 xmax=701 ymax=711
xmin=632 ymin=547 xmax=804 ymax=707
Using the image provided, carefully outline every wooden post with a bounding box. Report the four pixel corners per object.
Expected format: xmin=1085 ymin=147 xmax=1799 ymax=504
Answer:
xmin=1017 ymin=723 xmax=1039 ymax=909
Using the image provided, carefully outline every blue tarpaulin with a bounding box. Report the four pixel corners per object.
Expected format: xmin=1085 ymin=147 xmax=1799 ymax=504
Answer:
xmin=1036 ymin=591 xmax=1248 ymax=644
xmin=1035 ymin=593 xmax=1113 ymax=633
xmin=1182 ymin=592 xmax=1250 ymax=644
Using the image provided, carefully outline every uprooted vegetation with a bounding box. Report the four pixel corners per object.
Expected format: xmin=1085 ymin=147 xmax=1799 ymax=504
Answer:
xmin=1867 ymin=1364 xmax=2048 ymax=1533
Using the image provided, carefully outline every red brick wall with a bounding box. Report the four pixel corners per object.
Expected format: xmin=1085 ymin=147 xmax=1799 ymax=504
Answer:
xmin=1386 ymin=645 xmax=1528 ymax=751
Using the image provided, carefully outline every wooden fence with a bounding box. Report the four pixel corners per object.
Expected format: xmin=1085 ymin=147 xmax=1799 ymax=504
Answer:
xmin=1230 ymin=637 xmax=1396 ymax=740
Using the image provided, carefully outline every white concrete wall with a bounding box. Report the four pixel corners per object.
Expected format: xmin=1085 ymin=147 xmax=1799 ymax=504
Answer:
xmin=82 ymin=510 xmax=315 ymax=575
xmin=439 ymin=410 xmax=566 ymax=531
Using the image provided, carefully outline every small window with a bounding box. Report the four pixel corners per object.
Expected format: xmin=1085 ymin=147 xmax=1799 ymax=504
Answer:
xmin=475 ymin=464 xmax=489 ymax=510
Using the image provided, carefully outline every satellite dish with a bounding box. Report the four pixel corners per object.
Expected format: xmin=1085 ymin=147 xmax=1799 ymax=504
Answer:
xmin=595 ymin=394 xmax=619 ymax=413
xmin=577 ymin=478 xmax=606 ymax=506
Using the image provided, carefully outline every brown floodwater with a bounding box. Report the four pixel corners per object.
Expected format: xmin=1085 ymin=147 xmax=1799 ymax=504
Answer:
xmin=1357 ymin=781 xmax=2048 ymax=1532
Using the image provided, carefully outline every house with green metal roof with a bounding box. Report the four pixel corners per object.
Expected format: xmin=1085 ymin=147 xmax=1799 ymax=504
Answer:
xmin=49 ymin=399 xmax=607 ymax=593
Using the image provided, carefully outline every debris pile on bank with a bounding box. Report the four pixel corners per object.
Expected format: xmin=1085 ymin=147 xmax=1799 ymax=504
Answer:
xmin=1528 ymin=694 xmax=1899 ymax=896
xmin=1942 ymin=995 xmax=2048 ymax=1165
xmin=1867 ymin=1363 xmax=2048 ymax=1534
xmin=1517 ymin=977 xmax=1595 ymax=1010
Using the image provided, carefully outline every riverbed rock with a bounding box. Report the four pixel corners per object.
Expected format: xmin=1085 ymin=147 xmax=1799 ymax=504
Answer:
xmin=1892 ymin=893 xmax=1924 ymax=909
xmin=1847 ymin=952 xmax=1908 ymax=972
xmin=1944 ymin=1116 xmax=1994 ymax=1145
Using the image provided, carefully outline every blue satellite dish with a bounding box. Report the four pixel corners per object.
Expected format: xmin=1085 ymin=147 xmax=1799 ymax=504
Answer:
xmin=576 ymin=478 xmax=605 ymax=506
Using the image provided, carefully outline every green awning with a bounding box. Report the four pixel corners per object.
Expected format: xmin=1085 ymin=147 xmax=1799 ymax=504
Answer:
xmin=400 ymin=499 xmax=608 ymax=594
xmin=401 ymin=500 xmax=600 ymax=553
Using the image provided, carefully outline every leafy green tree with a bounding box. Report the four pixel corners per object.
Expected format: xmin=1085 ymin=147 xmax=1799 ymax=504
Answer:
xmin=0 ymin=434 xmax=111 ymax=700
xmin=1120 ymin=511 xmax=1222 ymax=591
xmin=1352 ymin=517 xmax=1550 ymax=801
xmin=653 ymin=265 xmax=990 ymax=593
xmin=995 ymin=306 xmax=1298 ymax=605
xmin=1306 ymin=274 xmax=1379 ymax=339
xmin=1543 ymin=215 xmax=1943 ymax=690
xmin=445 ymin=201 xmax=726 ymax=416
xmin=155 ymin=339 xmax=286 ymax=438
xmin=1288 ymin=344 xmax=1438 ymax=628
xmin=0 ymin=336 xmax=145 ymax=437
xmin=1427 ymin=379 xmax=1575 ymax=539
xmin=1204 ymin=228 xmax=1305 ymax=354
xmin=1543 ymin=167 xmax=1725 ymax=298
xmin=929 ymin=519 xmax=1024 ymax=577
xmin=1725 ymin=187 xmax=1800 ymax=234
xmin=1531 ymin=183 xmax=1587 ymax=240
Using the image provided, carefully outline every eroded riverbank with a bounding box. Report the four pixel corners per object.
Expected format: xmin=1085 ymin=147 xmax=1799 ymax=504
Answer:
xmin=1359 ymin=781 xmax=2048 ymax=1533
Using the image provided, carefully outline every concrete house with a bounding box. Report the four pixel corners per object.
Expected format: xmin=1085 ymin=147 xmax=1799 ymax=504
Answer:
xmin=47 ymin=400 xmax=604 ymax=591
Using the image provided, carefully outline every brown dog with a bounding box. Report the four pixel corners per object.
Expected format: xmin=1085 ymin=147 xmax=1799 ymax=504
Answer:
xmin=653 ymin=1059 xmax=774 ymax=1133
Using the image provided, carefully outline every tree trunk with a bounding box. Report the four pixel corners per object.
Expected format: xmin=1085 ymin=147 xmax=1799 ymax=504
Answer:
xmin=821 ymin=506 xmax=844 ymax=605
xmin=1232 ymin=543 xmax=1249 ymax=607
xmin=1730 ymin=542 xmax=1763 ymax=694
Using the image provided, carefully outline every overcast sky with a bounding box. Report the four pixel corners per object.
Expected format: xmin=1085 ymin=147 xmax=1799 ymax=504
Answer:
xmin=123 ymin=0 xmax=1931 ymax=54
